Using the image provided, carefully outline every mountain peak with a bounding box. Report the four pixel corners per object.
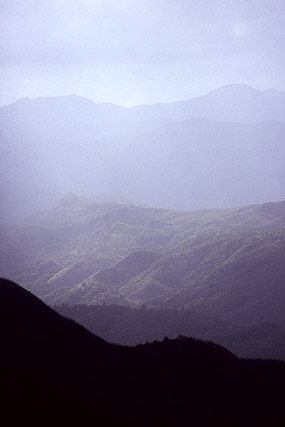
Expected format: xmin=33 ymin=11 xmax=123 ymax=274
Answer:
xmin=208 ymin=83 xmax=261 ymax=97
xmin=53 ymin=192 xmax=92 ymax=211
xmin=60 ymin=192 xmax=81 ymax=202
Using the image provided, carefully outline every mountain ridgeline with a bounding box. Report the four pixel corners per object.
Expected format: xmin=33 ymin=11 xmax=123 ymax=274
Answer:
xmin=0 ymin=84 xmax=284 ymax=224
xmin=55 ymin=303 xmax=285 ymax=361
xmin=1 ymin=195 xmax=285 ymax=360
xmin=1 ymin=277 xmax=285 ymax=426
xmin=1 ymin=83 xmax=285 ymax=374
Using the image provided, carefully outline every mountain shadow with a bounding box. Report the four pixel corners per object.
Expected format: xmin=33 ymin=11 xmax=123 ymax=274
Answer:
xmin=1 ymin=277 xmax=285 ymax=426
xmin=55 ymin=303 xmax=285 ymax=360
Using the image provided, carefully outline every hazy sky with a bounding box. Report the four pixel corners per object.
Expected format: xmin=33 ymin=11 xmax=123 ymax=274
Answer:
xmin=1 ymin=0 xmax=285 ymax=106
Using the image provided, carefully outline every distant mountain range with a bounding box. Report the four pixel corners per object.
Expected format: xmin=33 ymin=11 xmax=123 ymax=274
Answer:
xmin=0 ymin=83 xmax=284 ymax=223
xmin=1 ymin=83 xmax=285 ymax=423
xmin=1 ymin=277 xmax=285 ymax=425
xmin=2 ymin=83 xmax=285 ymax=124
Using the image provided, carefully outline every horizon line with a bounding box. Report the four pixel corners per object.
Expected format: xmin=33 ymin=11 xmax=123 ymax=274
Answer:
xmin=1 ymin=83 xmax=283 ymax=109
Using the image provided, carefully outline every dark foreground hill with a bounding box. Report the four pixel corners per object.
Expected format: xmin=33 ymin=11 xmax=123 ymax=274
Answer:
xmin=1 ymin=277 xmax=285 ymax=426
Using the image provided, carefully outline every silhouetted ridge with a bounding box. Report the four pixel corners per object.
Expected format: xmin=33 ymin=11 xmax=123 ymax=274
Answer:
xmin=0 ymin=277 xmax=114 ymax=423
xmin=1 ymin=278 xmax=285 ymax=426
xmin=55 ymin=304 xmax=285 ymax=359
xmin=138 ymin=335 xmax=237 ymax=363
xmin=0 ymin=277 xmax=109 ymax=353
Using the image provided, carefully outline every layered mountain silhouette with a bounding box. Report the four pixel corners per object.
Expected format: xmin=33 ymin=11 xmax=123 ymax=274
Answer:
xmin=1 ymin=195 xmax=285 ymax=359
xmin=1 ymin=277 xmax=285 ymax=426
xmin=2 ymin=83 xmax=285 ymax=125
xmin=1 ymin=81 xmax=284 ymax=375
xmin=56 ymin=303 xmax=285 ymax=360
xmin=1 ymin=84 xmax=284 ymax=223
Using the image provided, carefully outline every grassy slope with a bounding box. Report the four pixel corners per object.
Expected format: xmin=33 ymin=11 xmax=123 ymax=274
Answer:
xmin=0 ymin=195 xmax=284 ymax=325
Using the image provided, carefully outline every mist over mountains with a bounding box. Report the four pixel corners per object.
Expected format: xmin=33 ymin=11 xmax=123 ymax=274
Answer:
xmin=2 ymin=0 xmax=285 ymax=422
xmin=1 ymin=78 xmax=285 ymax=423
xmin=1 ymin=83 xmax=284 ymax=224
xmin=1 ymin=82 xmax=284 ymax=361
xmin=1 ymin=193 xmax=284 ymax=359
